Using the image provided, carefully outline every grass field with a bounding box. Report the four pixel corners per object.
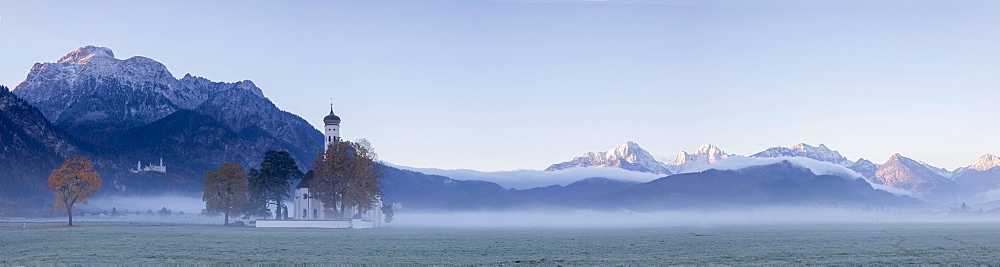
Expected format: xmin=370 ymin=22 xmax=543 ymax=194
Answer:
xmin=4 ymin=222 xmax=1000 ymax=265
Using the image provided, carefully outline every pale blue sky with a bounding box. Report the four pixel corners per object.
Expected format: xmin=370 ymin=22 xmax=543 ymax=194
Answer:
xmin=2 ymin=0 xmax=999 ymax=171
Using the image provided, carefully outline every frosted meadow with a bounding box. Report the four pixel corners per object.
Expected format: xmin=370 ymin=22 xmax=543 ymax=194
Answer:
xmin=4 ymin=222 xmax=1000 ymax=265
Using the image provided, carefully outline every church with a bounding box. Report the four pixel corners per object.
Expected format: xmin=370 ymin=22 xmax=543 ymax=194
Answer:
xmin=257 ymin=107 xmax=384 ymax=229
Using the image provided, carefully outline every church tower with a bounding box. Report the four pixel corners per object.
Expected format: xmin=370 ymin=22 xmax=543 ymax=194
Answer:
xmin=323 ymin=105 xmax=341 ymax=149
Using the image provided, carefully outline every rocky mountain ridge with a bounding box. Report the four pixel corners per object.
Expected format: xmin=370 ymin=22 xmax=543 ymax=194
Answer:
xmin=12 ymin=46 xmax=322 ymax=173
xmin=547 ymin=141 xmax=1000 ymax=202
xmin=4 ymin=46 xmax=1000 ymax=207
xmin=751 ymin=143 xmax=853 ymax=166
xmin=872 ymin=153 xmax=953 ymax=194
xmin=951 ymin=154 xmax=1000 ymax=192
xmin=545 ymin=141 xmax=671 ymax=174
xmin=667 ymin=144 xmax=732 ymax=172
xmin=966 ymin=154 xmax=1000 ymax=172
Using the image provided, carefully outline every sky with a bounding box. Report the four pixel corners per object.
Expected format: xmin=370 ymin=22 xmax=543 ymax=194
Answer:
xmin=2 ymin=0 xmax=1000 ymax=171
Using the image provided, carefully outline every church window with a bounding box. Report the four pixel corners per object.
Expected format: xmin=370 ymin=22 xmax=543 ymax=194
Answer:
xmin=313 ymin=209 xmax=318 ymax=218
xmin=303 ymin=209 xmax=307 ymax=218
xmin=303 ymin=193 xmax=308 ymax=199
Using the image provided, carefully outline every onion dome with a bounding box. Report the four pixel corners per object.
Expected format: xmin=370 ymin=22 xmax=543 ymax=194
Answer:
xmin=324 ymin=108 xmax=341 ymax=125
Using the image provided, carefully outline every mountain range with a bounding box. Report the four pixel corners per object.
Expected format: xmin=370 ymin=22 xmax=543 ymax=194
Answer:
xmin=545 ymin=141 xmax=671 ymax=174
xmin=598 ymin=161 xmax=918 ymax=210
xmin=547 ymin=141 xmax=1000 ymax=204
xmin=1 ymin=45 xmax=995 ymax=211
xmin=383 ymin=161 xmax=919 ymax=211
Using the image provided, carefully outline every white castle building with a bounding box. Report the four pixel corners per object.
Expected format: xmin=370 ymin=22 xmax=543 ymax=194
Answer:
xmin=258 ymin=107 xmax=383 ymax=228
xmin=131 ymin=158 xmax=166 ymax=173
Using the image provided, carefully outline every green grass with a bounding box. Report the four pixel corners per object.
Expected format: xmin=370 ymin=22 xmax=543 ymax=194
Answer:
xmin=3 ymin=223 xmax=1000 ymax=265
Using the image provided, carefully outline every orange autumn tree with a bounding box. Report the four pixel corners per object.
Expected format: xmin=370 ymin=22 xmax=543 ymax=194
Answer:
xmin=311 ymin=139 xmax=383 ymax=220
xmin=48 ymin=156 xmax=102 ymax=226
xmin=203 ymin=162 xmax=250 ymax=225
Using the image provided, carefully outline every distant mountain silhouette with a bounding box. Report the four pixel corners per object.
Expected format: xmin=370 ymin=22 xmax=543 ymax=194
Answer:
xmin=596 ymin=161 xmax=920 ymax=210
xmin=380 ymin=162 xmax=919 ymax=211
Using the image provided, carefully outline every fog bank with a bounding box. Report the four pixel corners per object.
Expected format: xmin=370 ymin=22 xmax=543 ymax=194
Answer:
xmin=390 ymin=208 xmax=1000 ymax=228
xmin=676 ymin=156 xmax=917 ymax=196
xmin=393 ymin=165 xmax=662 ymax=189
xmin=86 ymin=195 xmax=205 ymax=215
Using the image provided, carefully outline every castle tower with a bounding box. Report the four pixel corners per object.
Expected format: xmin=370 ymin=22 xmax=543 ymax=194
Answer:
xmin=323 ymin=105 xmax=341 ymax=149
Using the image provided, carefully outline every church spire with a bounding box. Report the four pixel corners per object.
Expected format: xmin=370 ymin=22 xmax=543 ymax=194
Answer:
xmin=323 ymin=101 xmax=342 ymax=148
xmin=323 ymin=101 xmax=341 ymax=125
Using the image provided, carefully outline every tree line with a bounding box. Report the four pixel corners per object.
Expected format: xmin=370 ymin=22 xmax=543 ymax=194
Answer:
xmin=44 ymin=139 xmax=386 ymax=226
xmin=203 ymin=139 xmax=385 ymax=225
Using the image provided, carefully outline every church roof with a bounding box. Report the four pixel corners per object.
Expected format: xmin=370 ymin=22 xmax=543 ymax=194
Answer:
xmin=296 ymin=170 xmax=315 ymax=189
xmin=324 ymin=108 xmax=341 ymax=124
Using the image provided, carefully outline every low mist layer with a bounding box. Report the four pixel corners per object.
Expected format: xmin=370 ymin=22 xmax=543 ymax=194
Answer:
xmin=676 ymin=156 xmax=917 ymax=196
xmin=394 ymin=165 xmax=661 ymax=189
xmin=39 ymin=195 xmax=1000 ymax=229
xmin=391 ymin=208 xmax=1000 ymax=229
xmin=85 ymin=194 xmax=206 ymax=215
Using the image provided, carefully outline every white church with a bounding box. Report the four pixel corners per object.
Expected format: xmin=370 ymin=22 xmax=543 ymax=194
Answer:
xmin=257 ymin=107 xmax=384 ymax=229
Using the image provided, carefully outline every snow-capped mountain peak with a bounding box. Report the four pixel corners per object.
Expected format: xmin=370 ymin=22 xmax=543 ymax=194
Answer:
xmin=608 ymin=141 xmax=643 ymax=157
xmin=790 ymin=143 xmax=826 ymax=150
xmin=951 ymin=154 xmax=1000 ymax=192
xmin=21 ymin=45 xmax=175 ymax=93
xmin=546 ymin=141 xmax=671 ymax=174
xmin=668 ymin=144 xmax=732 ymax=171
xmin=15 ymin=46 xmax=275 ymax=124
xmin=968 ymin=154 xmax=1000 ymax=171
xmin=57 ymin=45 xmax=115 ymax=64
xmin=855 ymin=158 xmax=876 ymax=166
xmin=11 ymin=45 xmax=324 ymax=177
xmin=848 ymin=157 xmax=880 ymax=179
xmin=693 ymin=143 xmax=725 ymax=155
xmin=750 ymin=143 xmax=853 ymax=166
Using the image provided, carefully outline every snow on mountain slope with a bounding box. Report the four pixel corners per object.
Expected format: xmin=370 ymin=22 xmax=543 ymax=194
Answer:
xmin=848 ymin=158 xmax=880 ymax=179
xmin=12 ymin=45 xmax=322 ymax=173
xmin=918 ymin=160 xmax=953 ymax=179
xmin=873 ymin=153 xmax=954 ymax=194
xmin=15 ymin=46 xmax=178 ymax=129
xmin=667 ymin=144 xmax=732 ymax=173
xmin=750 ymin=143 xmax=853 ymax=166
xmin=952 ymin=154 xmax=1000 ymax=192
xmin=545 ymin=141 xmax=671 ymax=174
xmin=14 ymin=46 xmax=269 ymax=129
xmin=401 ymin=164 xmax=660 ymax=190
xmin=669 ymin=155 xmax=914 ymax=197
xmin=957 ymin=154 xmax=1000 ymax=173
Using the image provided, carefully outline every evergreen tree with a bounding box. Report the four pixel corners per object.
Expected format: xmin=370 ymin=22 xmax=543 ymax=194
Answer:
xmin=247 ymin=150 xmax=304 ymax=220
xmin=381 ymin=203 xmax=394 ymax=224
